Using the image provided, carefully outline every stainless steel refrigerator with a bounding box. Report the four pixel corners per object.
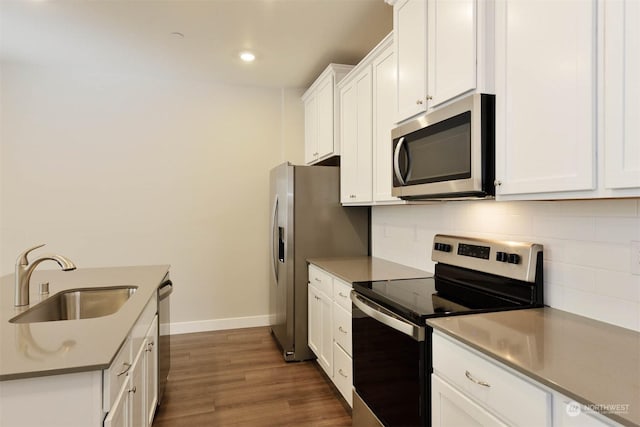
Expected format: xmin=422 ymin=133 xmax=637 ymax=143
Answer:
xmin=269 ymin=162 xmax=369 ymax=362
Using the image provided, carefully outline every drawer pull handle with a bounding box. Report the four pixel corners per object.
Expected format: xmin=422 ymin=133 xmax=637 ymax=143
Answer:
xmin=314 ymin=278 xmax=321 ymax=282
xmin=465 ymin=370 xmax=490 ymax=388
xmin=338 ymin=326 xmax=348 ymax=334
xmin=338 ymin=369 xmax=348 ymax=378
xmin=116 ymin=362 xmax=132 ymax=377
xmin=338 ymin=292 xmax=348 ymax=298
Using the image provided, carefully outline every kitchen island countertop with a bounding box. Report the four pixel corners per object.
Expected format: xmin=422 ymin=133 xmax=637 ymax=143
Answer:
xmin=0 ymin=265 xmax=169 ymax=381
xmin=428 ymin=308 xmax=640 ymax=427
xmin=307 ymin=256 xmax=432 ymax=284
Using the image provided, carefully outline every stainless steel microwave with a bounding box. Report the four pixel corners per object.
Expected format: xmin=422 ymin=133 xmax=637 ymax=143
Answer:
xmin=392 ymin=93 xmax=495 ymax=199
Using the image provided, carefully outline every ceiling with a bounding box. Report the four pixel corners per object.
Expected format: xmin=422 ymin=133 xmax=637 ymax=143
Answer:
xmin=0 ymin=0 xmax=393 ymax=89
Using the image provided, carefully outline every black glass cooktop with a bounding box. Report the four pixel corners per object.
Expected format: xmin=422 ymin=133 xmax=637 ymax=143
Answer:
xmin=352 ymin=274 xmax=532 ymax=325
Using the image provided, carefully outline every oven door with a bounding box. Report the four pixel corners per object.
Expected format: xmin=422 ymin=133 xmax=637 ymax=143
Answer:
xmin=351 ymin=291 xmax=428 ymax=427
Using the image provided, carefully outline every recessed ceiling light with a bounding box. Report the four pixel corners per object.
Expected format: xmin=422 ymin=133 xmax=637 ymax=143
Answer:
xmin=239 ymin=51 xmax=256 ymax=63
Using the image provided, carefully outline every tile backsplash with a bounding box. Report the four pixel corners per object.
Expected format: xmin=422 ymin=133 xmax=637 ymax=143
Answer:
xmin=371 ymin=199 xmax=640 ymax=331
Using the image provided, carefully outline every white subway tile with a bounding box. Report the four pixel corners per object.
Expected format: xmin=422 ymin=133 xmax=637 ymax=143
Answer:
xmin=564 ymin=241 xmax=630 ymax=272
xmin=532 ymin=216 xmax=596 ymax=241
xmin=562 ymin=288 xmax=640 ymax=331
xmin=594 ymin=217 xmax=640 ymax=243
xmin=594 ymin=270 xmax=640 ymax=302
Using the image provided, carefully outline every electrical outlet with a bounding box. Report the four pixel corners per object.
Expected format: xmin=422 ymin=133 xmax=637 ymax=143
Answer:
xmin=632 ymin=241 xmax=640 ymax=276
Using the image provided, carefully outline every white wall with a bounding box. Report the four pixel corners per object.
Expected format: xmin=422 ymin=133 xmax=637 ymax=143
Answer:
xmin=0 ymin=63 xmax=304 ymax=331
xmin=372 ymin=199 xmax=640 ymax=331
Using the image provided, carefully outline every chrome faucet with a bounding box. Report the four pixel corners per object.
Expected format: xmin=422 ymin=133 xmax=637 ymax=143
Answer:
xmin=14 ymin=244 xmax=76 ymax=307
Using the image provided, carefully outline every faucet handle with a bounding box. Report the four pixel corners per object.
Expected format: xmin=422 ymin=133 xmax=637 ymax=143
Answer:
xmin=16 ymin=244 xmax=46 ymax=266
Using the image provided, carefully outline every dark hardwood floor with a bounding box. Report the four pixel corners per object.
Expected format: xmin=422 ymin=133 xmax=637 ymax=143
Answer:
xmin=152 ymin=327 xmax=352 ymax=427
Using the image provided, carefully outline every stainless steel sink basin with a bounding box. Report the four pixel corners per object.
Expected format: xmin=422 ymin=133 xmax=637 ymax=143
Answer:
xmin=9 ymin=286 xmax=138 ymax=323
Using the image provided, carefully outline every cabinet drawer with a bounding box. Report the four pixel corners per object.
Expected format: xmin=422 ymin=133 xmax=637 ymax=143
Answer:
xmin=308 ymin=264 xmax=333 ymax=296
xmin=103 ymin=337 xmax=132 ymax=411
xmin=332 ymin=279 xmax=352 ymax=313
xmin=333 ymin=342 xmax=353 ymax=407
xmin=333 ymin=303 xmax=352 ymax=355
xmin=432 ymin=332 xmax=551 ymax=426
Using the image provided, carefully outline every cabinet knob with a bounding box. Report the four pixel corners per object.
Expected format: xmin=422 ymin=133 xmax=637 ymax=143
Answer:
xmin=426 ymin=95 xmax=433 ymax=100
xmin=129 ymin=385 xmax=137 ymax=394
xmin=494 ymin=180 xmax=502 ymax=186
xmin=416 ymin=99 xmax=423 ymax=105
xmin=349 ymin=194 xmax=356 ymax=199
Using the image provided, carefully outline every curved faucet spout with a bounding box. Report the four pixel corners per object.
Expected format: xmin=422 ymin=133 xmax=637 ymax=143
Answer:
xmin=14 ymin=245 xmax=77 ymax=307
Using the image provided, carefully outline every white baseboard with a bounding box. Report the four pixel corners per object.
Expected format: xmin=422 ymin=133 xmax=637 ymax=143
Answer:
xmin=166 ymin=314 xmax=276 ymax=335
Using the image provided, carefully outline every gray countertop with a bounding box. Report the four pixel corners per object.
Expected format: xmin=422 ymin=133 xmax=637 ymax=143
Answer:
xmin=307 ymin=256 xmax=432 ymax=283
xmin=0 ymin=265 xmax=169 ymax=381
xmin=428 ymin=308 xmax=640 ymax=427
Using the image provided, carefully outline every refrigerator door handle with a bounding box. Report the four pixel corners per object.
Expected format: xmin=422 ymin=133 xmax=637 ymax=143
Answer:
xmin=270 ymin=195 xmax=279 ymax=284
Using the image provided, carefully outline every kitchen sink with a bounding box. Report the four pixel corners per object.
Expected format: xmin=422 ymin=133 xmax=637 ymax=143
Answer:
xmin=9 ymin=286 xmax=138 ymax=323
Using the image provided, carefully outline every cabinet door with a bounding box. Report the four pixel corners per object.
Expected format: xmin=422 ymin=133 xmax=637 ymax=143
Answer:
xmin=432 ymin=375 xmax=508 ymax=427
xmin=144 ymin=316 xmax=158 ymax=427
xmin=104 ymin=383 xmax=129 ymax=427
xmin=603 ymin=0 xmax=640 ymax=190
xmin=341 ymin=67 xmax=374 ymax=204
xmin=319 ymin=289 xmax=334 ymax=376
xmin=308 ymin=285 xmax=321 ymax=358
xmin=316 ymin=75 xmax=335 ymax=159
xmin=373 ymin=44 xmax=402 ymax=203
xmin=495 ymin=0 xmax=596 ymax=197
xmin=304 ymin=95 xmax=318 ymax=164
xmin=394 ymin=0 xmax=428 ymax=122
xmin=340 ymin=80 xmax=358 ymax=203
xmin=129 ymin=349 xmax=145 ymax=427
xmin=428 ymin=0 xmax=476 ymax=107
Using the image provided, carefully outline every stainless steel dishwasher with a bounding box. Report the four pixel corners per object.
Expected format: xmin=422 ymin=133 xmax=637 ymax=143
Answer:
xmin=157 ymin=275 xmax=173 ymax=405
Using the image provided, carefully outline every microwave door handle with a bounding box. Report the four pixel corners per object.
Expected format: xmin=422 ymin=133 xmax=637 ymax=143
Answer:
xmin=351 ymin=291 xmax=425 ymax=341
xmin=393 ymin=137 xmax=407 ymax=185
xmin=270 ymin=195 xmax=279 ymax=283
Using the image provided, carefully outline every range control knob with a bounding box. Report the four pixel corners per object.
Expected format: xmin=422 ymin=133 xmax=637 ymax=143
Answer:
xmin=496 ymin=251 xmax=508 ymax=262
xmin=508 ymin=253 xmax=521 ymax=264
xmin=434 ymin=243 xmax=452 ymax=252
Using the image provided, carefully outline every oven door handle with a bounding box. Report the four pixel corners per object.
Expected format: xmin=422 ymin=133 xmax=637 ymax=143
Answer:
xmin=351 ymin=291 xmax=425 ymax=342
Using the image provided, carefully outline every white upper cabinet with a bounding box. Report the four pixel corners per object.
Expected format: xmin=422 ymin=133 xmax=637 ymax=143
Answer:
xmin=495 ymin=0 xmax=639 ymax=199
xmin=339 ymin=33 xmax=402 ymax=206
xmin=602 ymin=0 xmax=640 ymax=192
xmin=392 ymin=0 xmax=428 ymax=122
xmin=302 ymin=64 xmax=353 ymax=165
xmin=389 ymin=0 xmax=492 ymax=124
xmin=427 ymin=0 xmax=478 ymax=108
xmin=494 ymin=0 xmax=597 ymax=198
xmin=340 ymin=65 xmax=373 ymax=204
xmin=373 ymin=42 xmax=404 ymax=204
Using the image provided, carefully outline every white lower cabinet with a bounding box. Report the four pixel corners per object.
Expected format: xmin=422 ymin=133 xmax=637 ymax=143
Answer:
xmin=432 ymin=375 xmax=508 ymax=427
xmin=104 ymin=299 xmax=158 ymax=427
xmin=308 ymin=264 xmax=354 ymax=407
xmin=333 ymin=342 xmax=353 ymax=407
xmin=144 ymin=316 xmax=159 ymax=427
xmin=308 ymin=265 xmax=334 ymax=376
xmin=0 ymin=295 xmax=158 ymax=427
xmin=432 ymin=331 xmax=622 ymax=427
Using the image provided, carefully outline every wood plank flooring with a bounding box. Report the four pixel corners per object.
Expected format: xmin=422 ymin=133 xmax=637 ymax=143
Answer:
xmin=152 ymin=327 xmax=351 ymax=427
